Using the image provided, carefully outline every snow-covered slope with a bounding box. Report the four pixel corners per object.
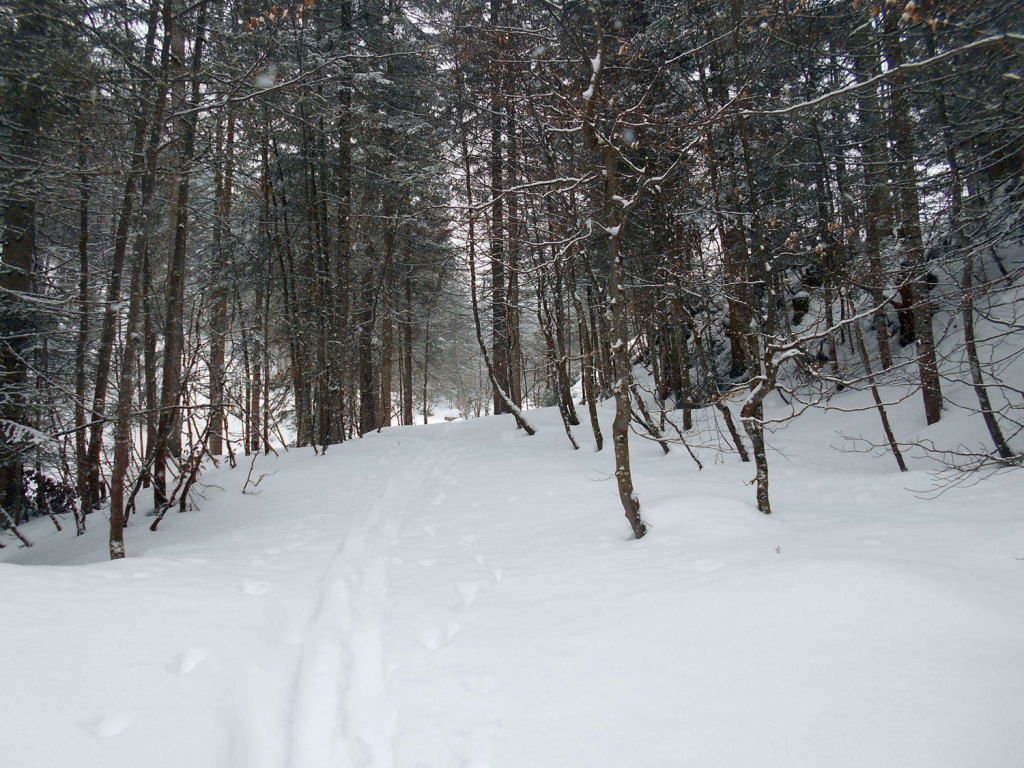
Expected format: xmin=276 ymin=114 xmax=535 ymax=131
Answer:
xmin=2 ymin=397 xmax=1023 ymax=768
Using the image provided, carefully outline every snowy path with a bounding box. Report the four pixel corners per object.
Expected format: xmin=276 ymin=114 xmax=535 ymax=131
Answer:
xmin=286 ymin=430 xmax=446 ymax=768
xmin=3 ymin=402 xmax=1024 ymax=768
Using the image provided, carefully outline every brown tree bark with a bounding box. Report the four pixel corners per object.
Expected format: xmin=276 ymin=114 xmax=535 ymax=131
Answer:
xmin=852 ymin=35 xmax=894 ymax=370
xmin=456 ymin=75 xmax=535 ymax=435
xmin=403 ymin=276 xmax=415 ymax=426
xmin=0 ymin=55 xmax=39 ymax=517
xmin=571 ymin=288 xmax=604 ymax=451
xmin=250 ymin=290 xmax=263 ymax=455
xmin=331 ymin=0 xmax=354 ymax=444
xmin=358 ymin=263 xmax=378 ymax=436
xmin=506 ymin=98 xmax=524 ymax=409
xmin=962 ymin=254 xmax=1014 ymax=460
xmin=209 ymin=110 xmax=234 ymax=456
xmin=603 ymin=145 xmax=646 ymax=538
xmin=488 ymin=0 xmax=510 ymax=415
xmin=882 ymin=9 xmax=942 ymax=425
xmin=153 ymin=0 xmax=207 ymax=505
xmin=580 ymin=0 xmax=644 ymax=538
xmin=854 ymin=323 xmax=908 ymax=472
xmin=74 ymin=155 xmax=90 ymax=527
xmin=379 ymin=203 xmax=396 ymax=430
xmin=108 ymin=224 xmax=148 ymax=560
xmin=81 ymin=0 xmax=164 ymax=510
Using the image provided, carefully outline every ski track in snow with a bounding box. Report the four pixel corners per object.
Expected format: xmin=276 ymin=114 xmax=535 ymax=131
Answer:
xmin=285 ymin=430 xmax=449 ymax=768
xmin=4 ymin=392 xmax=1024 ymax=768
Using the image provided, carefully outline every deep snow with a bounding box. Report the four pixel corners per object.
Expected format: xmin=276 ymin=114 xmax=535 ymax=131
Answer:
xmin=2 ymin=391 xmax=1023 ymax=767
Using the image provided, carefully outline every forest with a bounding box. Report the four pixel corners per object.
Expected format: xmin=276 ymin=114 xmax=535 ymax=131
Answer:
xmin=1 ymin=0 xmax=1022 ymax=555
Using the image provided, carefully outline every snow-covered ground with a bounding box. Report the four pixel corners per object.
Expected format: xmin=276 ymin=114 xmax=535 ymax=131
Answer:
xmin=3 ymin=389 xmax=1023 ymax=767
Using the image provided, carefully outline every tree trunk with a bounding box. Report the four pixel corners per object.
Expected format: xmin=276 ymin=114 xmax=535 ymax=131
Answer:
xmin=506 ymin=97 xmax=524 ymax=409
xmin=403 ymin=276 xmax=415 ymax=426
xmin=852 ymin=36 xmax=894 ymax=370
xmin=0 ymin=59 xmax=39 ymax=518
xmin=358 ymin=263 xmax=378 ymax=435
xmin=209 ymin=110 xmax=234 ymax=456
xmin=74 ymin=160 xmax=90 ymax=527
xmin=331 ymin=1 xmax=353 ymax=444
xmin=489 ymin=0 xmax=510 ymax=415
xmin=250 ymin=291 xmax=263 ymax=455
xmin=379 ymin=211 xmax=395 ymax=430
xmin=457 ymin=79 xmax=535 ymax=435
xmin=962 ymin=254 xmax=1014 ymax=460
xmin=81 ymin=0 xmax=165 ymax=510
xmin=108 ymin=226 xmax=148 ymax=560
xmin=854 ymin=323 xmax=907 ymax=472
xmin=883 ymin=8 xmax=942 ymax=425
xmin=602 ymin=147 xmax=645 ymax=539
xmin=741 ymin=396 xmax=771 ymax=515
xmin=572 ymin=290 xmax=604 ymax=451
xmin=154 ymin=0 xmax=207 ymax=505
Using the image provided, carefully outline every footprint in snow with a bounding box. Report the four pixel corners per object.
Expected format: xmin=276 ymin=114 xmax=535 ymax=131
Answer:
xmin=92 ymin=713 xmax=132 ymax=739
xmin=240 ymin=579 xmax=271 ymax=595
xmin=462 ymin=675 xmax=501 ymax=694
xmin=420 ymin=621 xmax=462 ymax=650
xmin=420 ymin=627 xmax=445 ymax=650
xmin=430 ymin=493 xmax=447 ymax=507
xmin=458 ymin=534 xmax=476 ymax=548
xmin=417 ymin=558 xmax=437 ymax=567
xmin=454 ymin=721 xmax=501 ymax=768
xmin=176 ymin=647 xmax=208 ymax=674
xmin=691 ymin=558 xmax=723 ymax=574
xmin=455 ymin=581 xmax=481 ymax=609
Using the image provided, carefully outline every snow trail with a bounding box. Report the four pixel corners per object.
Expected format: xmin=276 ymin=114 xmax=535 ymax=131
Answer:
xmin=3 ymin=403 xmax=1023 ymax=768
xmin=286 ymin=430 xmax=448 ymax=768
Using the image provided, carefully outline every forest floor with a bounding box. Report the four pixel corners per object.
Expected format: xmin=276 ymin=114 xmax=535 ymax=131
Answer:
xmin=3 ymin=388 xmax=1023 ymax=768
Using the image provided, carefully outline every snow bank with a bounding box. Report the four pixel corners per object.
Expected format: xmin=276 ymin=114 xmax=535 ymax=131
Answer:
xmin=2 ymin=396 xmax=1022 ymax=767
